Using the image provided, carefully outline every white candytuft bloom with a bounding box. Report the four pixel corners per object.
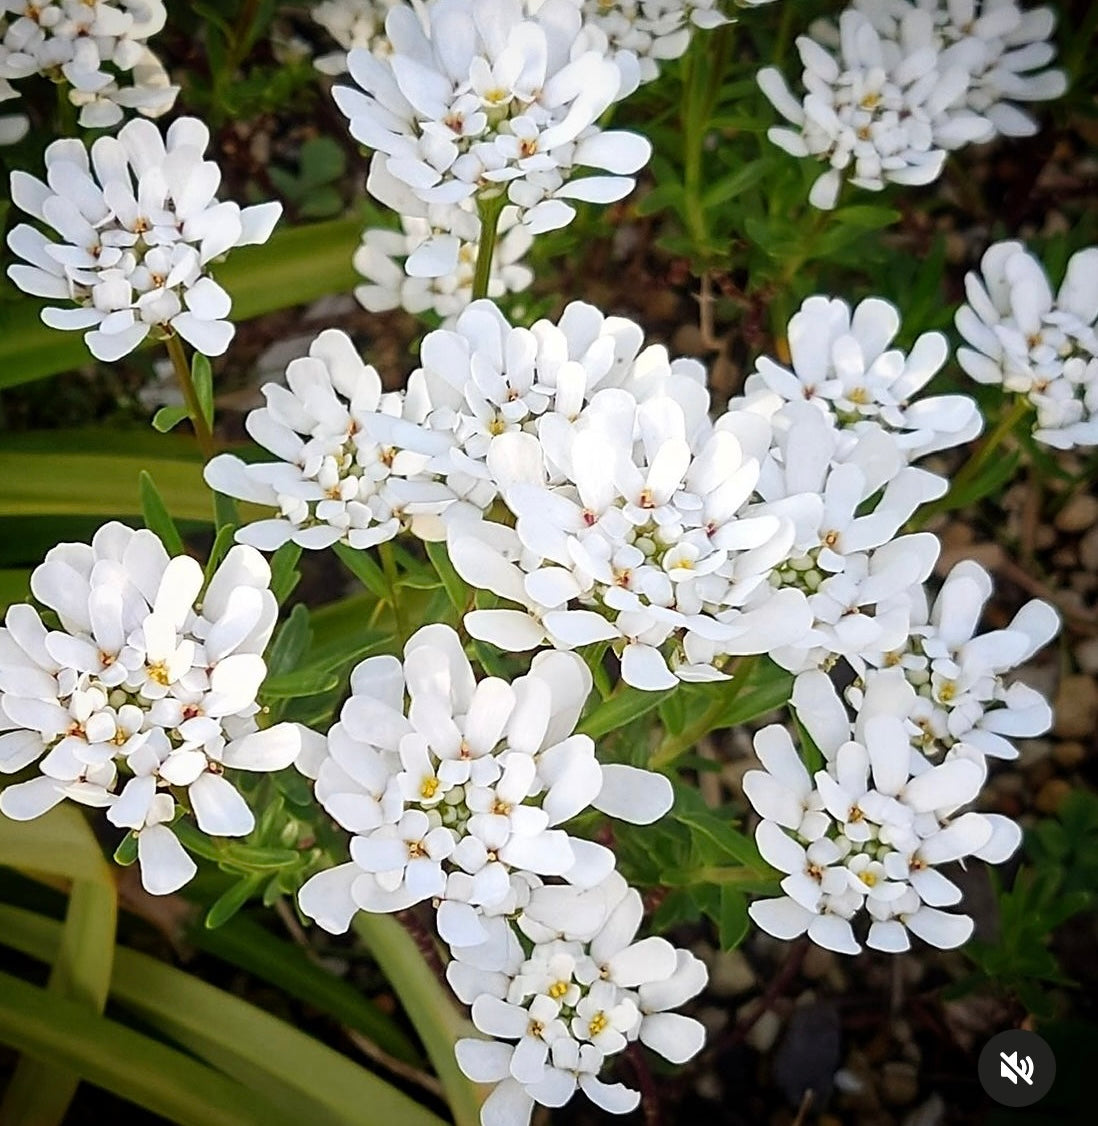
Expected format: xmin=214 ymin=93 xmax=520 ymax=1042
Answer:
xmin=861 ymin=559 xmax=1059 ymax=760
xmin=296 ymin=624 xmax=672 ymax=939
xmin=6 ymin=116 xmax=282 ymax=360
xmin=0 ymin=1 xmax=177 ymax=132
xmin=848 ymin=0 xmax=1067 ymax=138
xmin=570 ymin=0 xmax=730 ymax=88
xmin=757 ymin=7 xmax=993 ymax=208
xmin=333 ymin=0 xmax=652 ymax=234
xmin=203 ymin=328 xmax=462 ymax=551
xmin=955 ymin=240 xmax=1098 ymax=449
xmin=744 ymin=669 xmax=1024 ymax=954
xmin=354 ymin=207 xmax=534 ymax=322
xmin=446 ymin=382 xmax=810 ymax=690
xmin=744 ymin=294 xmax=983 ymax=459
xmin=0 ymin=522 xmax=307 ymax=896
xmin=312 ymin=0 xmax=406 ymax=75
xmin=452 ymin=878 xmax=707 ymax=1126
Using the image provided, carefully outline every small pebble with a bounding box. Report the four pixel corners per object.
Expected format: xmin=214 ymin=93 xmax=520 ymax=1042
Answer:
xmin=1055 ymin=494 xmax=1098 ymax=533
xmin=1079 ymin=527 xmax=1098 ymax=572
xmin=1053 ymin=674 xmax=1098 ymax=739
xmin=708 ymin=949 xmax=757 ymax=998
xmin=1075 ymin=638 xmax=1098 ymax=675
xmin=880 ymin=1060 xmax=920 ymax=1106
xmin=742 ymin=1007 xmax=783 ymax=1054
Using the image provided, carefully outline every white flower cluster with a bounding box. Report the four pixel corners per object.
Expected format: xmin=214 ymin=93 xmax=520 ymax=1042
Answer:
xmin=451 ymin=874 xmax=707 ymax=1125
xmin=333 ymin=0 xmax=651 ymax=236
xmin=354 ymin=202 xmax=534 ymax=323
xmin=205 ymin=300 xmax=703 ymax=554
xmin=438 ymin=295 xmax=982 ymax=690
xmin=743 ymin=668 xmax=1025 ymax=954
xmin=0 ymin=0 xmax=177 ymax=139
xmin=861 ymin=558 xmax=1059 ymax=760
xmin=311 ymin=0 xmax=405 ymax=75
xmin=848 ymin=0 xmax=1068 ymax=138
xmin=6 ymin=116 xmax=282 ymax=360
xmin=204 ymin=327 xmax=460 ymax=552
xmin=956 ymin=240 xmax=1098 ymax=449
xmin=296 ymin=625 xmax=702 ymax=1124
xmin=0 ymin=523 xmax=310 ymax=895
xmin=566 ymin=0 xmax=731 ymax=88
xmin=758 ymin=1 xmax=1065 ymax=208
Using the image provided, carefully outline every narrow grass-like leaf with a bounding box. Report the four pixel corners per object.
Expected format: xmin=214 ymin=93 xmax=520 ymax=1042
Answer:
xmin=0 ymin=907 xmax=445 ymax=1126
xmin=0 ymin=810 xmax=118 ymax=1126
xmin=139 ymin=470 xmax=185 ymax=555
xmin=0 ymin=967 xmax=297 ymax=1126
xmin=189 ymin=913 xmax=421 ymax=1065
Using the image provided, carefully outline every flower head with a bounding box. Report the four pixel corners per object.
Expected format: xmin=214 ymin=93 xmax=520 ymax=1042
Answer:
xmin=758 ymin=7 xmax=992 ymax=208
xmin=956 ymin=240 xmax=1098 ymax=449
xmin=333 ymin=0 xmax=651 ymax=234
xmin=0 ymin=522 xmax=307 ymax=895
xmin=7 ymin=116 xmax=281 ymax=359
xmin=296 ymin=624 xmax=672 ymax=937
xmin=0 ymin=0 xmax=177 ymax=131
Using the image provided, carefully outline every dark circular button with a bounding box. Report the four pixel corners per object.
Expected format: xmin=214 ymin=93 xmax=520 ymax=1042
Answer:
xmin=978 ymin=1029 xmax=1056 ymax=1108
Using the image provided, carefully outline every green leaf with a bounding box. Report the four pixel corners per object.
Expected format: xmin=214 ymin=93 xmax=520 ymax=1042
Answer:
xmin=0 ymin=808 xmax=117 ymax=1126
xmin=217 ymin=843 xmax=303 ymax=871
xmin=113 ymin=832 xmax=138 ymax=867
xmin=270 ymin=541 xmax=303 ymax=603
xmin=0 ymin=908 xmax=444 ymax=1126
xmin=261 ymin=665 xmax=342 ymax=698
xmin=152 ymin=406 xmax=189 ymax=433
xmin=205 ymin=873 xmax=266 ymax=929
xmin=139 ymin=470 xmax=185 ymax=556
xmin=299 ymin=136 xmax=347 ymax=188
xmin=711 ymin=658 xmax=793 ymax=729
xmin=0 ymin=452 xmax=212 ymax=520
xmin=0 ymin=969 xmax=293 ymax=1126
xmin=354 ymin=914 xmax=484 ymax=1126
xmin=718 ymin=886 xmax=749 ymax=950
xmin=204 ymin=523 xmax=238 ymax=584
xmin=0 ymin=568 xmax=30 ymax=612
xmin=701 ymin=157 xmax=781 ymax=209
xmin=189 ymin=914 xmax=421 ymax=1066
xmin=334 ymin=542 xmax=389 ymax=601
xmin=265 ymin=602 xmax=312 ymax=679
xmin=426 ymin=540 xmax=468 ymax=615
xmin=579 ymin=684 xmax=671 ymax=739
xmin=191 ymin=353 xmax=215 ymax=429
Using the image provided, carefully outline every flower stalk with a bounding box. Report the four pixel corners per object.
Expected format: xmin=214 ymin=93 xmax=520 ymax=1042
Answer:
xmin=471 ymin=192 xmax=508 ymax=302
xmin=165 ymin=332 xmax=217 ymax=462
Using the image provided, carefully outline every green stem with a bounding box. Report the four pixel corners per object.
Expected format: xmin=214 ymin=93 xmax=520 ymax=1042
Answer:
xmin=945 ymin=395 xmax=1031 ymax=501
xmin=471 ymin=193 xmax=507 ymax=301
xmin=379 ymin=540 xmax=409 ymax=646
xmin=55 ymin=83 xmax=78 ymax=137
xmin=353 ymin=915 xmax=484 ymax=1126
xmin=651 ymin=656 xmax=757 ymax=771
xmin=164 ymin=333 xmax=217 ymax=461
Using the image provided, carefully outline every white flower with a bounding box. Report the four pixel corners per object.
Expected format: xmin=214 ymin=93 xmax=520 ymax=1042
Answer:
xmin=746 ymin=294 xmax=982 ymax=458
xmin=0 ymin=1 xmax=177 ymax=130
xmin=758 ymin=7 xmax=991 ymax=208
xmin=863 ymin=559 xmax=1059 ymax=759
xmin=570 ymin=0 xmax=730 ymax=87
xmin=453 ymin=877 xmax=705 ymax=1126
xmin=333 ymin=0 xmax=651 ymax=234
xmin=0 ymin=522 xmax=306 ymax=895
xmin=449 ymin=387 xmax=808 ymax=689
xmin=745 ymin=693 xmax=1021 ymax=954
xmin=354 ymin=206 xmax=533 ymax=323
xmin=203 ymin=327 xmax=460 ymax=551
xmin=6 ymin=116 xmax=281 ymax=360
xmin=849 ymin=0 xmax=1067 ymax=138
xmin=296 ymin=624 xmax=671 ymax=936
xmin=311 ymin=0 xmax=405 ymax=75
xmin=956 ymin=240 xmax=1098 ymax=449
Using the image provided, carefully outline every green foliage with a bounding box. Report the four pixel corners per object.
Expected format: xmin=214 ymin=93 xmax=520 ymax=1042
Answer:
xmin=958 ymin=791 xmax=1098 ymax=1018
xmin=616 ymin=784 xmax=775 ymax=949
xmin=269 ymin=137 xmax=349 ymax=220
